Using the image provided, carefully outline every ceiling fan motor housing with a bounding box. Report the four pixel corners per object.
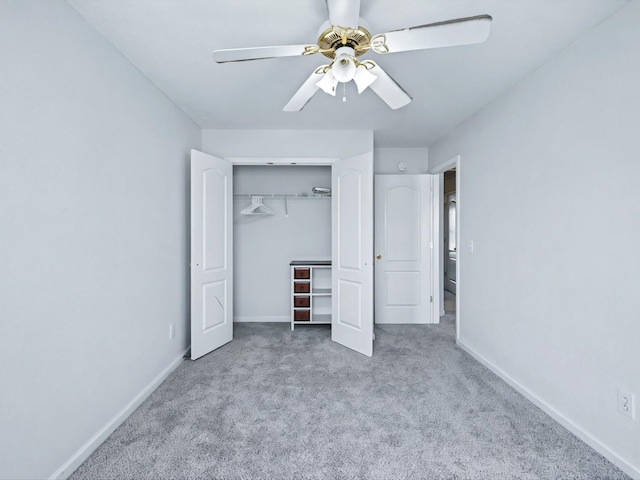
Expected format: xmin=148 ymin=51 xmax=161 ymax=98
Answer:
xmin=316 ymin=20 xmax=372 ymax=59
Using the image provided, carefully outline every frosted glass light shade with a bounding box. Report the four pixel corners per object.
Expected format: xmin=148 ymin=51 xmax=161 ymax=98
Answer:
xmin=353 ymin=65 xmax=377 ymax=93
xmin=332 ymin=46 xmax=357 ymax=83
xmin=316 ymin=70 xmax=338 ymax=96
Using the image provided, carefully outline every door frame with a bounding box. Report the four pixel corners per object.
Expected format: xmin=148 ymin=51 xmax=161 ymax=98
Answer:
xmin=430 ymin=155 xmax=461 ymax=342
xmin=226 ymin=157 xmax=339 ymax=166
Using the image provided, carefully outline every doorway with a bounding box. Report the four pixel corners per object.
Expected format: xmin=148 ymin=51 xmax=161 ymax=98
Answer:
xmin=432 ymin=156 xmax=460 ymax=340
xmin=443 ymin=169 xmax=457 ymax=294
xmin=232 ymin=165 xmax=331 ymax=324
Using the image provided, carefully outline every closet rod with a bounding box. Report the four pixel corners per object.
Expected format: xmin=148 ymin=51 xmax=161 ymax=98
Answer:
xmin=233 ymin=193 xmax=330 ymax=199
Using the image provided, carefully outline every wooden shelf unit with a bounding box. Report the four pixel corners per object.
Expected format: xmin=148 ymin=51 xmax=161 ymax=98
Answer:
xmin=290 ymin=261 xmax=332 ymax=330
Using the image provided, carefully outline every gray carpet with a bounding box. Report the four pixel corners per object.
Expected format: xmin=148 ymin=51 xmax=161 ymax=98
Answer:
xmin=71 ymin=304 xmax=629 ymax=479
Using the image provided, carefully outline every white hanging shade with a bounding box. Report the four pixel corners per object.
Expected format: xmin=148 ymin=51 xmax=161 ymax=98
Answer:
xmin=331 ymin=46 xmax=357 ymax=83
xmin=353 ymin=65 xmax=377 ymax=93
xmin=316 ymin=70 xmax=338 ymax=96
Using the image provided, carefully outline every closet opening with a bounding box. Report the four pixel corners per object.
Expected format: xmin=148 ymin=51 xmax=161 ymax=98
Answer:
xmin=232 ymin=165 xmax=332 ymax=327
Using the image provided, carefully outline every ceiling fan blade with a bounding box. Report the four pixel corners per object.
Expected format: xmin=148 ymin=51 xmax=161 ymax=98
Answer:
xmin=213 ymin=44 xmax=317 ymax=63
xmin=367 ymin=63 xmax=412 ymax=110
xmin=326 ymin=0 xmax=361 ymax=28
xmin=372 ymin=14 xmax=492 ymax=54
xmin=283 ymin=69 xmax=325 ymax=112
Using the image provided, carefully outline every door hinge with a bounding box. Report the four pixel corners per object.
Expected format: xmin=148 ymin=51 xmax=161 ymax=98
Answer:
xmin=430 ymin=296 xmax=433 ymax=303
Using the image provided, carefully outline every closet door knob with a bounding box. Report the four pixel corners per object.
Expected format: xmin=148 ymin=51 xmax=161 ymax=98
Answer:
xmin=376 ymin=254 xmax=382 ymax=260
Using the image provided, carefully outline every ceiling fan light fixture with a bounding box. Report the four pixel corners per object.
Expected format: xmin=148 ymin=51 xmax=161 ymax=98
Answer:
xmin=331 ymin=46 xmax=357 ymax=83
xmin=216 ymin=2 xmax=493 ymax=112
xmin=316 ymin=70 xmax=338 ymax=96
xmin=353 ymin=64 xmax=377 ymax=93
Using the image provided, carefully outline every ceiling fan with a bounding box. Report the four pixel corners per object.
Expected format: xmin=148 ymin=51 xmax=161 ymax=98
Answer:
xmin=213 ymin=0 xmax=492 ymax=111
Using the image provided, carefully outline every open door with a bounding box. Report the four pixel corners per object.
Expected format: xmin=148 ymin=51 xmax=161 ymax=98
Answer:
xmin=331 ymin=152 xmax=374 ymax=357
xmin=190 ymin=150 xmax=233 ymax=360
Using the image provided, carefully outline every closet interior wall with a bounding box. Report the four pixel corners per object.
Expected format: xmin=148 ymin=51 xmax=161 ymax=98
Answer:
xmin=233 ymin=165 xmax=331 ymax=322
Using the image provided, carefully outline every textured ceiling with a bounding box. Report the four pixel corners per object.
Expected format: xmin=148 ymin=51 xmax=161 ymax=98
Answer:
xmin=67 ymin=0 xmax=627 ymax=147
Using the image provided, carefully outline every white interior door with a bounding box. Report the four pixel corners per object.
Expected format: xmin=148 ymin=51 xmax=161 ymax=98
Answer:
xmin=331 ymin=152 xmax=374 ymax=357
xmin=190 ymin=149 xmax=233 ymax=360
xmin=374 ymin=175 xmax=433 ymax=324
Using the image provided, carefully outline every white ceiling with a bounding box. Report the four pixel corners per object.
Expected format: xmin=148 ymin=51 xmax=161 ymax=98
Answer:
xmin=67 ymin=0 xmax=626 ymax=147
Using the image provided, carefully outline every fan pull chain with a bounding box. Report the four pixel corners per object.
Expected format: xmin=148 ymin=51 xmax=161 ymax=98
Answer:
xmin=342 ymin=83 xmax=347 ymax=103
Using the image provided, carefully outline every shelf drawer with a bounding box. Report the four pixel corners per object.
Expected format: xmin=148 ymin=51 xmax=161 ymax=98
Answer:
xmin=294 ymin=296 xmax=310 ymax=307
xmin=294 ymin=310 xmax=310 ymax=321
xmin=293 ymin=268 xmax=310 ymax=279
xmin=294 ymin=282 xmax=310 ymax=293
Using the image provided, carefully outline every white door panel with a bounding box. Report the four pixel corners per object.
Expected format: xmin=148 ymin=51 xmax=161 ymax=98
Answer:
xmin=332 ymin=153 xmax=374 ymax=357
xmin=191 ymin=150 xmax=233 ymax=360
xmin=374 ymin=175 xmax=433 ymax=324
xmin=386 ymin=186 xmax=421 ymax=262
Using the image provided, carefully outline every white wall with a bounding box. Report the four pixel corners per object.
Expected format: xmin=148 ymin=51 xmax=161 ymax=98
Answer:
xmin=429 ymin=2 xmax=640 ymax=476
xmin=202 ymin=129 xmax=373 ymax=159
xmin=373 ymin=147 xmax=429 ymax=174
xmin=0 ymin=2 xmax=200 ymax=478
xmin=233 ymin=166 xmax=331 ymax=321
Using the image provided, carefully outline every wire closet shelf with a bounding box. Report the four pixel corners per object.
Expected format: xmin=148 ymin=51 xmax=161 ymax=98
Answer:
xmin=235 ymin=192 xmax=330 ymax=217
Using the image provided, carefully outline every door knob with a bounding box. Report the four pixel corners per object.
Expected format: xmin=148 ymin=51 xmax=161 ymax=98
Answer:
xmin=376 ymin=254 xmax=382 ymax=260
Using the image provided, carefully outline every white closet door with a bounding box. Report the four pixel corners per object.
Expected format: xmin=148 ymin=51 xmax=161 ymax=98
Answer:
xmin=374 ymin=175 xmax=433 ymax=324
xmin=331 ymin=152 xmax=374 ymax=357
xmin=190 ymin=150 xmax=233 ymax=360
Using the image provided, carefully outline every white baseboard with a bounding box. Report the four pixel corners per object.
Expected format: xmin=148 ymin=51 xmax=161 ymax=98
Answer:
xmin=49 ymin=347 xmax=189 ymax=480
xmin=457 ymin=339 xmax=640 ymax=479
xmin=234 ymin=316 xmax=289 ymax=323
xmin=375 ymin=320 xmax=431 ymax=324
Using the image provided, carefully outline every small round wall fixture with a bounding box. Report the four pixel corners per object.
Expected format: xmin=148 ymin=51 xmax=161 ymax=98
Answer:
xmin=397 ymin=161 xmax=408 ymax=172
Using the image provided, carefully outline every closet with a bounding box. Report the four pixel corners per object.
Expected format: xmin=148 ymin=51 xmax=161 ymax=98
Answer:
xmin=190 ymin=150 xmax=374 ymax=360
xmin=232 ymin=165 xmax=332 ymax=328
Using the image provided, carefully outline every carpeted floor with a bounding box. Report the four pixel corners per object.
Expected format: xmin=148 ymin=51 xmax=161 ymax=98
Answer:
xmin=70 ymin=296 xmax=629 ymax=479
